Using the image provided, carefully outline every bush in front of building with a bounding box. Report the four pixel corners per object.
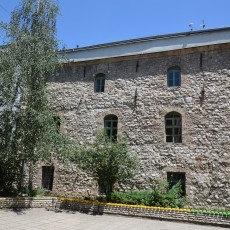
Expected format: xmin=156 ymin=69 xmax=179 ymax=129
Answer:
xmin=21 ymin=187 xmax=51 ymax=197
xmin=150 ymin=180 xmax=186 ymax=208
xmin=110 ymin=180 xmax=185 ymax=208
xmin=110 ymin=190 xmax=152 ymax=206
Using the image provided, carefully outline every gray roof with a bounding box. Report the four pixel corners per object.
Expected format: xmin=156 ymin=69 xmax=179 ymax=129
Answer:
xmin=60 ymin=27 xmax=230 ymax=63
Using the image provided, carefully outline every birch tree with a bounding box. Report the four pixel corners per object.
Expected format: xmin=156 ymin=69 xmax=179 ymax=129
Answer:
xmin=0 ymin=0 xmax=71 ymax=195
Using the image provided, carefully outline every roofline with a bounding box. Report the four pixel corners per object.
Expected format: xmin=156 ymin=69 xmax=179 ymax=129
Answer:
xmin=59 ymin=27 xmax=230 ymax=53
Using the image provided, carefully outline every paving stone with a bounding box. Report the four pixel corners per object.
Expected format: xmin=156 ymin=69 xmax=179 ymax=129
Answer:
xmin=0 ymin=208 xmax=228 ymax=230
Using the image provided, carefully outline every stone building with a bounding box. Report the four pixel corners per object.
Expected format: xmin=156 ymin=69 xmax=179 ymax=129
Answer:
xmin=35 ymin=27 xmax=230 ymax=209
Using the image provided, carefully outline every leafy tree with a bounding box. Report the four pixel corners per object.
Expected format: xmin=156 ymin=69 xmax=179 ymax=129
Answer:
xmin=72 ymin=131 xmax=138 ymax=197
xmin=0 ymin=0 xmax=71 ymax=195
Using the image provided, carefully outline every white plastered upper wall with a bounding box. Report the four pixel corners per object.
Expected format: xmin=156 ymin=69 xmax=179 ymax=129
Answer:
xmin=59 ymin=27 xmax=230 ymax=63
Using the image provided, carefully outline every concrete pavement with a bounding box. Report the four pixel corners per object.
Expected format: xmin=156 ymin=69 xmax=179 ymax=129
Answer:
xmin=0 ymin=208 xmax=228 ymax=230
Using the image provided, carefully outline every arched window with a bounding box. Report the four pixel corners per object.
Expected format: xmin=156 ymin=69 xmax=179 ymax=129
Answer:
xmin=165 ymin=112 xmax=182 ymax=143
xmin=95 ymin=73 xmax=105 ymax=92
xmin=104 ymin=114 xmax=118 ymax=141
xmin=167 ymin=66 xmax=181 ymax=87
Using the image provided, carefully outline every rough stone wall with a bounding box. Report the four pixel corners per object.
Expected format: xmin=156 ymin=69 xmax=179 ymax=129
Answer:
xmin=31 ymin=160 xmax=98 ymax=199
xmin=34 ymin=44 xmax=230 ymax=209
xmin=0 ymin=197 xmax=57 ymax=209
xmin=57 ymin=200 xmax=230 ymax=227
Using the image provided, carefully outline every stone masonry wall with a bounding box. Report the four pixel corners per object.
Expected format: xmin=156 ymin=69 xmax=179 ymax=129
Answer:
xmin=34 ymin=44 xmax=230 ymax=210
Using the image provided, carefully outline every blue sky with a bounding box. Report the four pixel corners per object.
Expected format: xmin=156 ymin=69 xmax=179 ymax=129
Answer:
xmin=0 ymin=0 xmax=230 ymax=49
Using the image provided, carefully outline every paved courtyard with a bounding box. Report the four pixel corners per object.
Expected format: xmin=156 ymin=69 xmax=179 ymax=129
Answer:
xmin=0 ymin=208 xmax=228 ymax=230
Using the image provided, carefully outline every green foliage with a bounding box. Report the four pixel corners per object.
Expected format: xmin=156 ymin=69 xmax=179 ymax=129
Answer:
xmin=0 ymin=0 xmax=75 ymax=195
xmin=110 ymin=190 xmax=152 ymax=206
xmin=0 ymin=164 xmax=19 ymax=196
xmin=110 ymin=180 xmax=185 ymax=208
xmin=22 ymin=187 xmax=51 ymax=197
xmin=150 ymin=180 xmax=185 ymax=208
xmin=71 ymin=131 xmax=138 ymax=195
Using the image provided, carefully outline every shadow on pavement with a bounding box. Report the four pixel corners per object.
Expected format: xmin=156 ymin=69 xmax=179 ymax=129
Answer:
xmin=3 ymin=208 xmax=28 ymax=215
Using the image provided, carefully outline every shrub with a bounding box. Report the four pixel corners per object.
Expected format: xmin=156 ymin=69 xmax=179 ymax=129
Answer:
xmin=22 ymin=187 xmax=51 ymax=197
xmin=110 ymin=190 xmax=152 ymax=206
xmin=150 ymin=180 xmax=185 ymax=208
xmin=110 ymin=180 xmax=185 ymax=208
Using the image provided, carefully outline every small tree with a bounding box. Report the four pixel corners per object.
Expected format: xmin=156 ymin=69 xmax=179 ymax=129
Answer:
xmin=72 ymin=131 xmax=138 ymax=197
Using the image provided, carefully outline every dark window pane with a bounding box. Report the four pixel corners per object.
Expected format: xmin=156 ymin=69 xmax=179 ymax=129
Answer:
xmin=174 ymin=119 xmax=181 ymax=126
xmin=168 ymin=79 xmax=174 ymax=87
xmin=166 ymin=136 xmax=173 ymax=142
xmin=105 ymin=121 xmax=111 ymax=127
xmin=99 ymin=78 xmax=105 ymax=92
xmin=112 ymin=121 xmax=117 ymax=127
xmin=95 ymin=76 xmax=105 ymax=92
xmin=175 ymin=75 xmax=180 ymax=86
xmin=174 ymin=128 xmax=179 ymax=135
xmin=174 ymin=128 xmax=181 ymax=135
xmin=42 ymin=166 xmax=54 ymax=191
xmin=175 ymin=71 xmax=180 ymax=78
xmin=106 ymin=129 xmax=111 ymax=138
xmin=169 ymin=72 xmax=174 ymax=78
xmin=101 ymin=79 xmax=105 ymax=87
xmin=166 ymin=119 xmax=173 ymax=126
xmin=96 ymin=84 xmax=100 ymax=92
xmin=174 ymin=135 xmax=182 ymax=143
xmin=112 ymin=129 xmax=117 ymax=141
xmin=166 ymin=128 xmax=173 ymax=135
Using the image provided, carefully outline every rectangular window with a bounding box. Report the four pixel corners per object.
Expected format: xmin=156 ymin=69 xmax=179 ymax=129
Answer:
xmin=95 ymin=75 xmax=105 ymax=92
xmin=167 ymin=68 xmax=181 ymax=87
xmin=42 ymin=166 xmax=54 ymax=191
xmin=165 ymin=115 xmax=182 ymax=143
xmin=104 ymin=115 xmax=118 ymax=141
xmin=167 ymin=172 xmax=186 ymax=196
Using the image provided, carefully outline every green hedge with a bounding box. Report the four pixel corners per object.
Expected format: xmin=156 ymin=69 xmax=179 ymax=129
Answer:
xmin=110 ymin=181 xmax=185 ymax=208
xmin=110 ymin=190 xmax=152 ymax=206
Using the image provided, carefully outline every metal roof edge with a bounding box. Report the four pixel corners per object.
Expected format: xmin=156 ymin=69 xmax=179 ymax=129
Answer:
xmin=59 ymin=42 xmax=230 ymax=64
xmin=59 ymin=27 xmax=230 ymax=54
